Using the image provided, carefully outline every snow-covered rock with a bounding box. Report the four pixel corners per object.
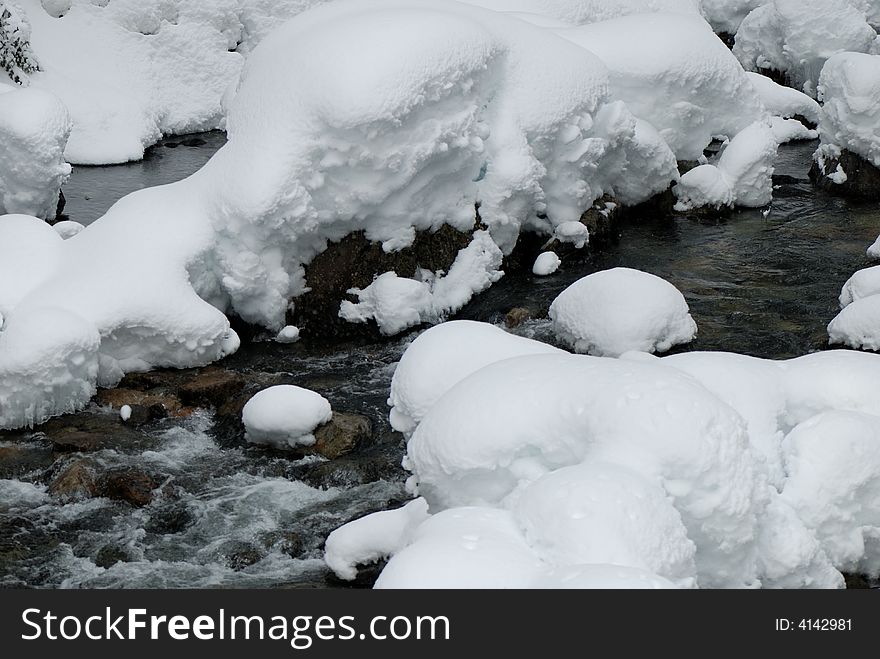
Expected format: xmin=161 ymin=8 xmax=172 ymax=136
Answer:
xmin=462 ymin=0 xmax=703 ymax=26
xmin=782 ymin=410 xmax=880 ymax=573
xmin=549 ymin=267 xmax=697 ymax=357
xmin=532 ymin=251 xmax=561 ymax=276
xmin=388 ymin=320 xmax=563 ymax=435
xmin=700 ymin=0 xmax=764 ymax=34
xmin=275 ymin=325 xmax=300 ymax=343
xmin=816 ymin=52 xmax=880 ymax=169
xmin=329 ymin=323 xmax=880 ymax=588
xmin=560 ymin=12 xmax=767 ymax=162
xmin=0 ymin=213 xmax=63 ymax=314
xmin=828 ymin=295 xmax=880 ymax=351
xmin=747 ymin=71 xmax=820 ymax=125
xmin=838 ymin=265 xmax=880 ymax=308
xmin=0 ymin=85 xmax=70 ymax=219
xmin=339 ymin=231 xmax=504 ymax=336
xmin=242 ymin=384 xmax=332 ymax=449
xmin=734 ymin=0 xmax=877 ymax=97
xmin=869 ymin=236 xmax=880 ymax=260
xmin=674 ymin=120 xmax=777 ymax=210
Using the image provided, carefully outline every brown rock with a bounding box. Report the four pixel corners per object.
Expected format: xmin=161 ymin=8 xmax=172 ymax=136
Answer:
xmin=39 ymin=414 xmax=151 ymax=452
xmin=505 ymin=307 xmax=532 ymax=329
xmin=48 ymin=459 xmax=99 ymax=501
xmin=311 ymin=412 xmax=372 ymax=460
xmin=97 ymin=468 xmax=159 ymax=507
xmin=95 ymin=388 xmax=190 ymax=419
xmin=178 ymin=368 xmax=246 ymax=408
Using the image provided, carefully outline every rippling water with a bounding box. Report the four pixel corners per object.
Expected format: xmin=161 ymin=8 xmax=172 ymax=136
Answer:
xmin=2 ymin=137 xmax=878 ymax=588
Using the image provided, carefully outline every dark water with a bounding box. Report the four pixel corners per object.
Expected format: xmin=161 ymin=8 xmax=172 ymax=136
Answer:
xmin=61 ymin=132 xmax=228 ymax=226
xmin=2 ymin=138 xmax=879 ymax=588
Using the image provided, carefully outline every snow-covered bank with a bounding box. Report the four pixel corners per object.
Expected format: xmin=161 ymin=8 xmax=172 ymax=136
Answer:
xmin=327 ymin=320 xmax=880 ymax=588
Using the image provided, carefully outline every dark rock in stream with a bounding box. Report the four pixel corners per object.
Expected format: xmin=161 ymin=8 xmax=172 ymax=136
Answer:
xmin=37 ymin=411 xmax=156 ymax=452
xmin=95 ymin=544 xmax=132 ymax=569
xmin=810 ymin=149 xmax=880 ymax=200
xmin=97 ymin=467 xmax=160 ymax=507
xmin=177 ymin=368 xmax=247 ymax=408
xmin=291 ymin=224 xmax=473 ymax=341
xmin=48 ymin=458 xmax=99 ymax=501
xmin=505 ymin=307 xmax=533 ymax=329
xmin=0 ymin=444 xmax=54 ymax=479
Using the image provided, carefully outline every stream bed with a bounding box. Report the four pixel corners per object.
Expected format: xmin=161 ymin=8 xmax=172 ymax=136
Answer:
xmin=1 ymin=135 xmax=878 ymax=588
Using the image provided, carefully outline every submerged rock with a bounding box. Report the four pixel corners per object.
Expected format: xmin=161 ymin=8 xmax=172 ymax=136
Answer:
xmin=48 ymin=458 xmax=99 ymax=501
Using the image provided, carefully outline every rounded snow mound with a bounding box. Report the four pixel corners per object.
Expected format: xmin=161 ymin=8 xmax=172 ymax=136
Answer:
xmin=388 ymin=320 xmax=563 ymax=435
xmin=816 ymin=52 xmax=880 ymax=169
xmin=549 ymin=267 xmax=697 ymax=357
xmin=242 ymin=385 xmax=333 ymax=449
xmin=532 ymin=251 xmax=561 ymax=276
xmin=0 ymin=87 xmax=71 ymax=219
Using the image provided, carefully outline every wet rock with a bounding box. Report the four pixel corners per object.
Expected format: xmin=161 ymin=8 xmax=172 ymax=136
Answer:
xmin=303 ymin=453 xmax=403 ymax=490
xmin=291 ymin=224 xmax=473 ymax=340
xmin=97 ymin=468 xmax=159 ymax=507
xmin=0 ymin=445 xmax=54 ymax=479
xmin=505 ymin=307 xmax=532 ymax=329
xmin=95 ymin=544 xmax=131 ymax=569
xmin=39 ymin=412 xmax=153 ymax=452
xmin=178 ymin=368 xmax=246 ymax=408
xmin=809 ymin=149 xmax=880 ymax=200
xmin=48 ymin=459 xmax=99 ymax=501
xmin=221 ymin=541 xmax=264 ymax=571
xmin=311 ymin=412 xmax=372 ymax=460
xmin=279 ymin=532 xmax=305 ymax=559
xmin=144 ymin=501 xmax=194 ymax=535
xmin=96 ymin=387 xmax=189 ymax=419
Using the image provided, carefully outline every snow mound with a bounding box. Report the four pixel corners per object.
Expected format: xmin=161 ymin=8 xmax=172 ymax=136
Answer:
xmin=52 ymin=219 xmax=83 ymax=239
xmin=674 ymin=120 xmax=777 ymax=210
xmin=275 ymin=325 xmax=300 ymax=344
xmin=734 ymin=0 xmax=877 ymax=97
xmin=19 ymin=0 xmax=243 ymax=164
xmin=388 ymin=320 xmax=563 ymax=435
xmin=339 ymin=231 xmax=503 ymax=336
xmin=782 ymin=411 xmax=880 ymax=573
xmin=747 ymin=71 xmax=820 ymax=125
xmin=530 ymin=564 xmax=678 ymax=589
xmin=0 ymin=306 xmax=100 ymax=429
xmin=406 ymin=352 xmax=765 ymax=586
xmin=532 ymin=251 xmax=561 ymax=276
xmin=242 ymin=384 xmax=332 ymax=449
xmin=0 ymin=86 xmax=70 ymax=219
xmin=462 ymin=0 xmax=702 ymax=25
xmin=869 ymin=236 xmax=880 ymax=260
xmin=816 ymin=52 xmax=880 ymax=169
xmin=839 ymin=265 xmax=880 ymax=307
xmin=549 ymin=267 xmax=697 ymax=357
xmin=700 ymin=0 xmax=764 ymax=34
xmin=560 ymin=12 xmax=767 ymax=162
xmin=828 ymin=295 xmax=880 ymax=351
xmin=0 ymin=213 xmax=62 ymax=313
xmin=513 ymin=462 xmax=698 ymax=587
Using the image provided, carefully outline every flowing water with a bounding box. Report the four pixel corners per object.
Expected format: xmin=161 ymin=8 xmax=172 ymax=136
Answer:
xmin=1 ymin=135 xmax=878 ymax=588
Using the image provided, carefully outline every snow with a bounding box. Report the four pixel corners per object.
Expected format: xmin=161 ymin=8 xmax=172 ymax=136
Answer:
xmin=549 ymin=267 xmax=697 ymax=357
xmin=513 ymin=462 xmax=698 ymax=587
xmin=119 ymin=404 xmax=132 ymax=422
xmin=461 ymin=0 xmax=702 ymax=25
xmin=327 ymin=321 xmax=880 ymax=588
xmin=16 ymin=0 xmax=243 ymax=164
xmin=815 ymin=52 xmax=880 ymax=169
xmin=769 ymin=116 xmax=818 ymax=144
xmin=734 ymin=0 xmax=877 ymax=97
xmin=241 ymin=384 xmax=332 ymax=449
xmin=781 ymin=411 xmax=880 ymax=573
xmin=388 ymin=320 xmax=564 ymax=435
xmin=532 ymin=251 xmax=561 ymax=276
xmin=339 ymin=231 xmax=503 ymax=336
xmin=828 ymin=295 xmax=880 ymax=351
xmin=747 ymin=71 xmax=821 ymax=125
xmin=275 ymin=325 xmax=300 ymax=343
xmin=0 ymin=85 xmax=70 ymax=219
xmin=838 ymin=265 xmax=880 ymax=307
xmin=674 ymin=120 xmax=777 ymax=210
xmin=52 ymin=219 xmax=84 ymax=239
xmin=560 ymin=12 xmax=767 ymax=162
xmin=700 ymin=0 xmax=764 ymax=34
xmin=324 ymin=497 xmax=430 ymax=581
xmin=553 ymin=222 xmax=589 ymax=249
xmin=869 ymin=236 xmax=880 ymax=260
